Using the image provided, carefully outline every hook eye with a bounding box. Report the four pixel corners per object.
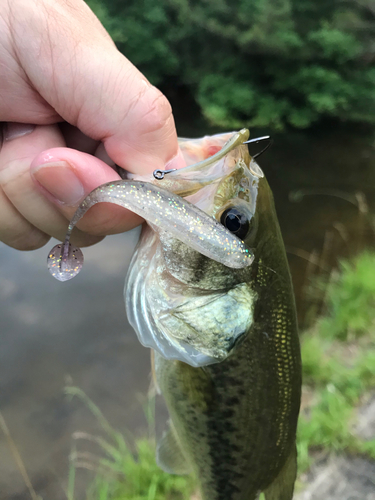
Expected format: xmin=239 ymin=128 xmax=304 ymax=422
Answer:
xmin=153 ymin=168 xmax=177 ymax=180
xmin=243 ymin=135 xmax=273 ymax=159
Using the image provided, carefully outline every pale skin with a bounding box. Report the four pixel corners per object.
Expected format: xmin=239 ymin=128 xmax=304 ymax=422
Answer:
xmin=0 ymin=0 xmax=185 ymax=251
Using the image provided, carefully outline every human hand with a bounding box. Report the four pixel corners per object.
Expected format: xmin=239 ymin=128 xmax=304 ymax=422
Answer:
xmin=0 ymin=0 xmax=185 ymax=250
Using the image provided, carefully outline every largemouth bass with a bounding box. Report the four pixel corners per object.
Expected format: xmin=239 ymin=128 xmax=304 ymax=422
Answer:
xmin=47 ymin=129 xmax=301 ymax=500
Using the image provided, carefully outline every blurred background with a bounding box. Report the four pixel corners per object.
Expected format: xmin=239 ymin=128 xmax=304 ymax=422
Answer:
xmin=1 ymin=1 xmax=375 ymax=499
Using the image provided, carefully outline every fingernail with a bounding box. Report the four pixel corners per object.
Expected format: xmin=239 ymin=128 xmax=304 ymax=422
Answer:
xmin=32 ymin=162 xmax=85 ymax=206
xmin=4 ymin=123 xmax=35 ymax=141
xmin=165 ymin=147 xmax=186 ymax=171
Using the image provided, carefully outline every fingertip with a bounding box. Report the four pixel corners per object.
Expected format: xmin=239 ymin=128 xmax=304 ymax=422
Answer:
xmin=30 ymin=147 xmax=123 ymax=209
xmin=32 ymin=160 xmax=86 ymax=206
xmin=30 ymin=147 xmax=144 ymax=235
xmin=30 ymin=147 xmax=120 ymax=192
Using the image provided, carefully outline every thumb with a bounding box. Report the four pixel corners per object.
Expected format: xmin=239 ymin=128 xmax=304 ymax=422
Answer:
xmin=8 ymin=0 xmax=185 ymax=174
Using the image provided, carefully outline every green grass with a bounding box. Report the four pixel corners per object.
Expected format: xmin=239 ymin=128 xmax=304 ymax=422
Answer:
xmin=298 ymin=340 xmax=375 ymax=471
xmin=297 ymin=251 xmax=375 ymax=472
xmin=317 ymin=251 xmax=375 ymax=340
xmin=66 ymin=388 xmax=197 ymax=500
xmin=82 ymin=437 xmax=195 ymax=500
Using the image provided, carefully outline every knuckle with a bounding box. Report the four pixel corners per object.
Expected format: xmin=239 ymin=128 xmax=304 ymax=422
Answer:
xmin=0 ymin=188 xmax=51 ymax=250
xmin=140 ymin=87 xmax=173 ymax=135
xmin=3 ymin=228 xmax=50 ymax=251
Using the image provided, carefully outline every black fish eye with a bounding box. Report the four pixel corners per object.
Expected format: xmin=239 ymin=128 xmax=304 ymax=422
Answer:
xmin=220 ymin=208 xmax=250 ymax=240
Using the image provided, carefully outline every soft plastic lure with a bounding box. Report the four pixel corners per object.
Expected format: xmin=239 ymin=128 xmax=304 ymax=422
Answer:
xmin=47 ymin=129 xmax=254 ymax=282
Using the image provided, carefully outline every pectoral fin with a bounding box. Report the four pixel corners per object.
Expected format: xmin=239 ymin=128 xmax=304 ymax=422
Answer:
xmin=263 ymin=445 xmax=297 ymax=500
xmin=156 ymin=421 xmax=192 ymax=475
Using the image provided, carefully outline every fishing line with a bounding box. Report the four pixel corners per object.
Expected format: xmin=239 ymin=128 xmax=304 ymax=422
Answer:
xmin=243 ymin=136 xmax=273 ymax=158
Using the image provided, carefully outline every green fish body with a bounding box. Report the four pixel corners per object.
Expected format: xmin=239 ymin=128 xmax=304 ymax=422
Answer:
xmin=154 ymin=178 xmax=301 ymax=498
xmin=126 ymin=130 xmax=301 ymax=500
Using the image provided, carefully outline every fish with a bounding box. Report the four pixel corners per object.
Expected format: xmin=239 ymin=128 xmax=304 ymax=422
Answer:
xmin=47 ymin=129 xmax=301 ymax=500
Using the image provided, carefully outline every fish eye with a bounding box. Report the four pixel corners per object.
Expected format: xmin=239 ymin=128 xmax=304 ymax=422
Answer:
xmin=220 ymin=207 xmax=250 ymax=240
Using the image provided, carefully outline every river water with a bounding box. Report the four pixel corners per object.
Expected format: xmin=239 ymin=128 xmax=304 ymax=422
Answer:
xmin=0 ymin=122 xmax=374 ymax=499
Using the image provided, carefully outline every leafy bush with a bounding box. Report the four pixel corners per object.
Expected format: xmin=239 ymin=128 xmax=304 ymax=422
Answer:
xmin=86 ymin=0 xmax=375 ymax=129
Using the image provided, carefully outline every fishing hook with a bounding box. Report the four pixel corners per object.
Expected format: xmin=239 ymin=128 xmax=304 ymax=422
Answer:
xmin=153 ymin=168 xmax=177 ymax=180
xmin=243 ymin=135 xmax=273 ymax=159
xmin=153 ymin=134 xmax=272 ymax=181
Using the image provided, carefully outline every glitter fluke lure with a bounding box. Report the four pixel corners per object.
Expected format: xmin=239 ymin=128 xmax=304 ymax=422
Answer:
xmin=47 ymin=180 xmax=253 ymax=282
xmin=47 ymin=129 xmax=253 ymax=283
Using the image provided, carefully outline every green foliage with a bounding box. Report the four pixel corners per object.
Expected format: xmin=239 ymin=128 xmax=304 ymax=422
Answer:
xmin=301 ymin=335 xmax=344 ymax=387
xmin=298 ymin=252 xmax=375 ymax=472
xmin=84 ymin=437 xmax=194 ymax=500
xmin=298 ymin=341 xmax=375 ymax=472
xmin=85 ymin=0 xmax=375 ymax=129
xmin=299 ymin=386 xmax=355 ymax=450
xmin=66 ymin=388 xmax=196 ymax=500
xmin=299 ymin=340 xmax=375 ymax=469
xmin=318 ymin=252 xmax=375 ymax=340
